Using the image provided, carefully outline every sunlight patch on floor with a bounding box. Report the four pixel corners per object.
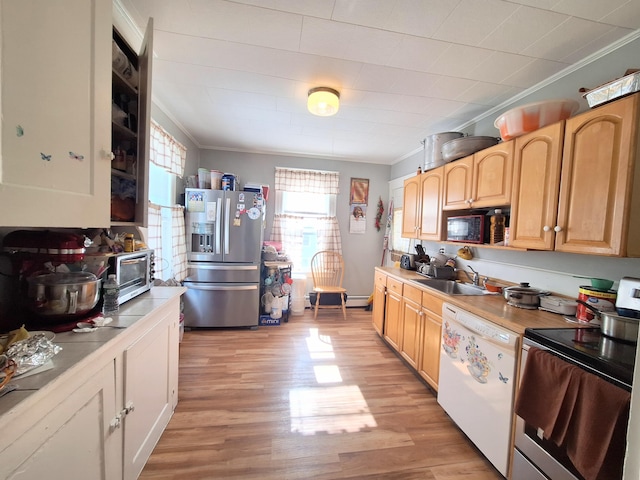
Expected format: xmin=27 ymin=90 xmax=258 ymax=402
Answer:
xmin=305 ymin=327 xmax=335 ymax=360
xmin=289 ymin=385 xmax=378 ymax=435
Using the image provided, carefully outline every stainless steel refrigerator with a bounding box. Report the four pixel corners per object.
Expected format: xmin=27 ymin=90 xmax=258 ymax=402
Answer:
xmin=183 ymin=188 xmax=264 ymax=327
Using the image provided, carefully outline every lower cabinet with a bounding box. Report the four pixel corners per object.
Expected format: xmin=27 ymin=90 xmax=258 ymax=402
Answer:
xmin=123 ymin=304 xmax=179 ymax=479
xmin=374 ymin=271 xmax=443 ymax=391
xmin=372 ymin=271 xmax=387 ymax=336
xmin=417 ymin=293 xmax=443 ymax=390
xmin=0 ymin=291 xmax=182 ymax=480
xmin=383 ymin=277 xmax=403 ymax=351
xmin=0 ymin=361 xmax=120 ymax=480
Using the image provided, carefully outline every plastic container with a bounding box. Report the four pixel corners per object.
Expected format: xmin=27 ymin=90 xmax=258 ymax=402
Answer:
xmin=494 ymin=99 xmax=579 ymax=140
xmin=489 ymin=209 xmax=505 ymax=245
xmin=102 ymin=274 xmax=120 ymax=315
xmin=222 ymin=173 xmax=236 ymax=191
xmin=197 ymin=168 xmax=211 ymax=188
xmin=210 ymin=170 xmax=223 ymax=190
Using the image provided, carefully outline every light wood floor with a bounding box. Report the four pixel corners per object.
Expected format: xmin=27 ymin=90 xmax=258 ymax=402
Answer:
xmin=140 ymin=308 xmax=502 ymax=480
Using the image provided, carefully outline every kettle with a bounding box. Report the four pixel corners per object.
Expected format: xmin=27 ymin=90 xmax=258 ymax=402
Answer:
xmin=400 ymin=254 xmax=416 ymax=270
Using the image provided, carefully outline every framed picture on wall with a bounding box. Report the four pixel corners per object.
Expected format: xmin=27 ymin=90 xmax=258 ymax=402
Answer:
xmin=350 ymin=178 xmax=369 ymax=205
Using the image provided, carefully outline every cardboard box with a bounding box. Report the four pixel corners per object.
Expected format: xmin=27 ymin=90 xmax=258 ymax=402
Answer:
xmin=259 ymin=315 xmax=281 ymax=326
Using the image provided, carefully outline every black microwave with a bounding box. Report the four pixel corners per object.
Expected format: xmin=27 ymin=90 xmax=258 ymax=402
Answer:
xmin=447 ymin=215 xmax=485 ymax=243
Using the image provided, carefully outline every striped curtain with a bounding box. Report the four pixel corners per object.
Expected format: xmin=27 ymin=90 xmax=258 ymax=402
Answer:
xmin=271 ymin=168 xmax=342 ymax=258
xmin=171 ymin=206 xmax=187 ymax=281
xmin=148 ymin=121 xmax=188 ymax=281
xmin=150 ymin=120 xmax=186 ymax=176
xmin=147 ymin=202 xmax=165 ymax=279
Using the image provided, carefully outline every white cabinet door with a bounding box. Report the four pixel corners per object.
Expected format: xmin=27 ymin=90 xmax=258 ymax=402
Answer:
xmin=123 ymin=306 xmax=176 ymax=480
xmin=0 ymin=361 xmax=119 ymax=480
xmin=0 ymin=0 xmax=111 ymax=228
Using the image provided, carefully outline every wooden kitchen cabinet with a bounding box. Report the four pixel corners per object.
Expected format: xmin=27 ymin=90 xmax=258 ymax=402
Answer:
xmin=419 ymin=166 xmax=444 ymax=241
xmin=0 ymin=288 xmax=183 ymax=480
xmin=400 ymin=284 xmax=422 ymax=369
xmin=0 ymin=361 xmax=120 ymax=480
xmin=401 ymin=167 xmax=445 ymax=240
xmin=123 ymin=302 xmax=179 ymax=479
xmin=0 ymin=0 xmax=112 ymax=228
xmin=383 ymin=277 xmax=403 ymax=352
xmin=556 ymin=94 xmax=640 ymax=256
xmin=372 ymin=270 xmax=387 ymax=336
xmin=510 ymin=93 xmax=640 ymax=256
xmin=402 ymin=175 xmax=421 ymax=237
xmin=111 ymin=21 xmax=153 ymax=227
xmin=417 ymin=292 xmax=443 ymax=391
xmin=443 ymin=142 xmax=514 ymax=210
xmin=510 ymin=122 xmax=565 ymax=250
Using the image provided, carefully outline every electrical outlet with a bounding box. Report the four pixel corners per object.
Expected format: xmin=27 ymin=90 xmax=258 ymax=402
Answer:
xmin=439 ymin=247 xmax=445 ymax=254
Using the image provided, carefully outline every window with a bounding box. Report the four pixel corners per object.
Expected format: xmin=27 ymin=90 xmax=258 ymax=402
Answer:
xmin=271 ymin=168 xmax=341 ymax=274
xmin=391 ymin=207 xmax=411 ymax=260
xmin=147 ymin=121 xmax=188 ymax=281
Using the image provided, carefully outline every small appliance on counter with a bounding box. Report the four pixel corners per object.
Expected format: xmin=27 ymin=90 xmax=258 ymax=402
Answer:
xmin=400 ymin=254 xmax=416 ymax=270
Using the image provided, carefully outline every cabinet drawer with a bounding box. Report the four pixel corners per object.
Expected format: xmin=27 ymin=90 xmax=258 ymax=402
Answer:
xmin=375 ymin=271 xmax=387 ymax=286
xmin=403 ymin=284 xmax=422 ymax=304
xmin=387 ymin=277 xmax=403 ymax=296
xmin=422 ymin=292 xmax=443 ymax=315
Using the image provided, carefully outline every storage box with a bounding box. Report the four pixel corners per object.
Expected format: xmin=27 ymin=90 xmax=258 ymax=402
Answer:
xmin=258 ymin=315 xmax=281 ymax=326
xmin=584 ymin=70 xmax=640 ymax=108
xmin=309 ymin=292 xmax=347 ymax=305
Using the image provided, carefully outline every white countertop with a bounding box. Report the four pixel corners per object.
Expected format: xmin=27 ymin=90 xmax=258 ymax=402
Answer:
xmin=0 ymin=286 xmax=186 ymax=418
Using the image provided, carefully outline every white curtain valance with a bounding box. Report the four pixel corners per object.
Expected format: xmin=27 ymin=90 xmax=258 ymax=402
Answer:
xmin=275 ymin=167 xmax=339 ymax=194
xmin=150 ymin=120 xmax=186 ymax=177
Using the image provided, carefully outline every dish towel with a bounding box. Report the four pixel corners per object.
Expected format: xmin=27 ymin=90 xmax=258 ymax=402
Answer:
xmin=515 ymin=347 xmax=630 ymax=480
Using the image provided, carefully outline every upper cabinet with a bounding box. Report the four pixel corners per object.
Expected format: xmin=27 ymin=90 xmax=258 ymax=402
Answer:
xmin=419 ymin=166 xmax=444 ymax=241
xmin=510 ymin=122 xmax=565 ymax=250
xmin=111 ymin=20 xmax=153 ymax=227
xmin=443 ymin=141 xmax=514 ymax=210
xmin=0 ymin=0 xmax=112 ymax=228
xmin=401 ymin=166 xmax=444 ymax=240
xmin=402 ymin=175 xmax=421 ymax=238
xmin=0 ymin=1 xmax=153 ymax=229
xmin=510 ymin=93 xmax=640 ymax=257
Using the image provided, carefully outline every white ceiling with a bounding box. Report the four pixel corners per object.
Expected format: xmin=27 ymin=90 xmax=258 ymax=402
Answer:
xmin=117 ymin=0 xmax=640 ymax=165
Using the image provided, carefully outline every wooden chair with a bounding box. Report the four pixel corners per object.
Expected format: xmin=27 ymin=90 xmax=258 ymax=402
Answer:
xmin=310 ymin=250 xmax=347 ymax=320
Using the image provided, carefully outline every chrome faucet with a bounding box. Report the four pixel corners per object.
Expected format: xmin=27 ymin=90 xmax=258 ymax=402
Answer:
xmin=464 ymin=265 xmax=480 ymax=286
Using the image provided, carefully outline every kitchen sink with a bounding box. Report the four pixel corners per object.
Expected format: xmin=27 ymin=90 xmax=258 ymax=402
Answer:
xmin=412 ymin=278 xmax=487 ymax=296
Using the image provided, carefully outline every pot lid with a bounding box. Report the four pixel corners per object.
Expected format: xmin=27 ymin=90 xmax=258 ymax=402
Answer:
xmin=28 ymin=271 xmax=98 ymax=285
xmin=504 ymin=282 xmax=547 ymax=294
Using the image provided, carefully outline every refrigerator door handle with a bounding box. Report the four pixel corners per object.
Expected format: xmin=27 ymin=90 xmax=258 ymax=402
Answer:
xmin=188 ymin=263 xmax=258 ymax=271
xmin=183 ymin=283 xmax=258 ymax=292
xmin=215 ymin=199 xmax=222 ymax=255
xmin=224 ymin=197 xmax=231 ymax=255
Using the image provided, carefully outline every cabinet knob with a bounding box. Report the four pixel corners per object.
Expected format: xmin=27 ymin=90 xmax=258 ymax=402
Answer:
xmin=107 ymin=151 xmax=115 ymax=160
xmin=554 ymin=225 xmax=562 ymax=233
xmin=543 ymin=225 xmax=551 ymax=232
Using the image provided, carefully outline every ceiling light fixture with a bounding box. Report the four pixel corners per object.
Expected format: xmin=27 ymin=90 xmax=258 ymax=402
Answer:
xmin=307 ymin=87 xmax=340 ymax=117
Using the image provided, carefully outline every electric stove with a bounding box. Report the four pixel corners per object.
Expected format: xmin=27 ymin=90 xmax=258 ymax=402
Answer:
xmin=524 ymin=327 xmax=636 ymax=391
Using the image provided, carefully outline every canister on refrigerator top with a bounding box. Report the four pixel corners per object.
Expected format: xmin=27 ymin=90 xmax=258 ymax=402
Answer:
xmin=222 ymin=173 xmax=236 ymax=191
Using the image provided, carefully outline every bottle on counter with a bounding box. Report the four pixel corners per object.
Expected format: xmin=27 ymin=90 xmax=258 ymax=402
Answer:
xmin=102 ymin=274 xmax=120 ymax=315
xmin=124 ymin=233 xmax=135 ymax=252
xmin=490 ymin=209 xmax=505 ymax=245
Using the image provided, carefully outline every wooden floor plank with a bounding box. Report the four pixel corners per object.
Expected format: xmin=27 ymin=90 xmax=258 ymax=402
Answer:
xmin=141 ymin=308 xmax=502 ymax=479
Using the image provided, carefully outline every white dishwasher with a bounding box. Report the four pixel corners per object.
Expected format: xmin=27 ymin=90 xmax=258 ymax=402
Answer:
xmin=438 ymin=302 xmax=518 ymax=477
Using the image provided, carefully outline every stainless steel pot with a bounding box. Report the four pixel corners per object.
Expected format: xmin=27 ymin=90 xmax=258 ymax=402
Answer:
xmin=503 ymin=282 xmax=549 ymax=309
xmin=423 ymin=132 xmax=463 ymax=171
xmin=26 ymin=272 xmax=101 ymax=318
xmin=576 ymin=299 xmax=639 ymax=343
